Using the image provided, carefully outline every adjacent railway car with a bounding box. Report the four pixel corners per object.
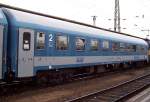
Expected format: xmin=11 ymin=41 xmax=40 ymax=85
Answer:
xmin=147 ymin=40 xmax=150 ymax=61
xmin=1 ymin=7 xmax=148 ymax=82
xmin=0 ymin=8 xmax=7 ymax=81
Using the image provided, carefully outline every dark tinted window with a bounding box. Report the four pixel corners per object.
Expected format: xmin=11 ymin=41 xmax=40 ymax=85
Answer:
xmin=137 ymin=45 xmax=145 ymax=52
xmin=127 ymin=45 xmax=136 ymax=52
xmin=23 ymin=32 xmax=31 ymax=51
xmin=112 ymin=42 xmax=119 ymax=51
xmin=120 ymin=43 xmax=126 ymax=51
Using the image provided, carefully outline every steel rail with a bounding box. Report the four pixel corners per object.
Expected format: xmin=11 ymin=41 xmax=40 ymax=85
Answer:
xmin=66 ymin=73 xmax=150 ymax=102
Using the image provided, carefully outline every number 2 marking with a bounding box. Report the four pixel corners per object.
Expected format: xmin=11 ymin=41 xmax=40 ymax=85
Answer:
xmin=49 ymin=34 xmax=53 ymax=41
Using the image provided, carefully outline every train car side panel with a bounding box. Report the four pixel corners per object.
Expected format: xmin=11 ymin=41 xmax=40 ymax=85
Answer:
xmin=2 ymin=8 xmax=149 ymax=80
xmin=0 ymin=8 xmax=7 ymax=80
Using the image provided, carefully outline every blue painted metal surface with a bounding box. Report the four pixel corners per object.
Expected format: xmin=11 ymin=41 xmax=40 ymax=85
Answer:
xmin=0 ymin=8 xmax=8 ymax=79
xmin=1 ymin=8 xmax=148 ymax=78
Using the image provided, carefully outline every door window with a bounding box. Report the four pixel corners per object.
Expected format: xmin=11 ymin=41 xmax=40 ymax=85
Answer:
xmin=23 ymin=32 xmax=31 ymax=51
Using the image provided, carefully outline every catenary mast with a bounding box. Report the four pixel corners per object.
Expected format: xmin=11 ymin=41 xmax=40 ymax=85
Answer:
xmin=114 ymin=0 xmax=121 ymax=32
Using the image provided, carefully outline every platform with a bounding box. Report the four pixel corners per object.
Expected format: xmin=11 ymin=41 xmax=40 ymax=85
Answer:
xmin=127 ymin=87 xmax=150 ymax=102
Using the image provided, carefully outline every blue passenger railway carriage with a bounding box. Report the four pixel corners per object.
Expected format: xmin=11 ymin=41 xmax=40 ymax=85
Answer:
xmin=0 ymin=8 xmax=7 ymax=82
xmin=146 ymin=40 xmax=150 ymax=60
xmin=0 ymin=5 xmax=149 ymax=83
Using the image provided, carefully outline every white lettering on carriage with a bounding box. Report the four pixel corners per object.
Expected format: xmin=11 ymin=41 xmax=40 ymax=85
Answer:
xmin=48 ymin=34 xmax=53 ymax=47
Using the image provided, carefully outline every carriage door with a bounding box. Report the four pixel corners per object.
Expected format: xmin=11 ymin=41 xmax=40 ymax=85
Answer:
xmin=18 ymin=28 xmax=34 ymax=77
xmin=0 ymin=25 xmax=4 ymax=79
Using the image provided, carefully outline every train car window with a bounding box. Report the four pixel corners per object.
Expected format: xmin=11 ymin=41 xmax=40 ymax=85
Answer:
xmin=102 ymin=40 xmax=109 ymax=50
xmin=90 ymin=39 xmax=98 ymax=51
xmin=112 ymin=42 xmax=119 ymax=51
xmin=137 ymin=46 xmax=145 ymax=52
xmin=126 ymin=44 xmax=131 ymax=52
xmin=76 ymin=37 xmax=85 ymax=51
xmin=128 ymin=45 xmax=136 ymax=52
xmin=141 ymin=47 xmax=145 ymax=52
xmin=56 ymin=35 xmax=68 ymax=50
xmin=133 ymin=45 xmax=136 ymax=52
xmin=120 ymin=43 xmax=126 ymax=51
xmin=136 ymin=45 xmax=142 ymax=52
xmin=23 ymin=32 xmax=31 ymax=51
xmin=36 ymin=32 xmax=45 ymax=49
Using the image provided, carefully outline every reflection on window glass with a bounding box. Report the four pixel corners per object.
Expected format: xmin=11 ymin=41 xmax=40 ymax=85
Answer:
xmin=137 ymin=45 xmax=145 ymax=52
xmin=23 ymin=32 xmax=31 ymax=51
xmin=56 ymin=35 xmax=68 ymax=50
xmin=102 ymin=40 xmax=109 ymax=49
xmin=112 ymin=42 xmax=119 ymax=51
xmin=132 ymin=45 xmax=136 ymax=52
xmin=91 ymin=39 xmax=98 ymax=50
xmin=127 ymin=45 xmax=136 ymax=52
xmin=76 ymin=37 xmax=85 ymax=50
xmin=120 ymin=43 xmax=126 ymax=51
xmin=36 ymin=32 xmax=45 ymax=49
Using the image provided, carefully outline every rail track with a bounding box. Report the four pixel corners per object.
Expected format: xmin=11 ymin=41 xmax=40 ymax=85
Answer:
xmin=0 ymin=65 xmax=150 ymax=101
xmin=1 ymin=66 xmax=150 ymax=102
xmin=66 ymin=73 xmax=150 ymax=102
xmin=0 ymin=71 xmax=109 ymax=96
xmin=0 ymin=68 xmax=129 ymax=96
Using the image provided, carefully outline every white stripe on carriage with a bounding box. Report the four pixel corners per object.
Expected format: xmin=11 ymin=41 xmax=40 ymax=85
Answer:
xmin=33 ymin=55 xmax=147 ymax=67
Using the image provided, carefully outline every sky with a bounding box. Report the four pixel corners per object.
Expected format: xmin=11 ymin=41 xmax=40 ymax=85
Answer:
xmin=0 ymin=0 xmax=150 ymax=39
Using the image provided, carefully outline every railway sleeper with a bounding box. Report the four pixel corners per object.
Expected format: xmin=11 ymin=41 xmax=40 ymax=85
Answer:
xmin=95 ymin=95 xmax=118 ymax=101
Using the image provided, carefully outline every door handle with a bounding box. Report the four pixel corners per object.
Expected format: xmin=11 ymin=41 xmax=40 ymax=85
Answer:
xmin=28 ymin=58 xmax=32 ymax=61
xmin=22 ymin=58 xmax=26 ymax=62
xmin=22 ymin=58 xmax=25 ymax=61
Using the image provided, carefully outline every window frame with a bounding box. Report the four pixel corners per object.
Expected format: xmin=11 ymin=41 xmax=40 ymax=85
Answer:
xmin=23 ymin=32 xmax=31 ymax=51
xmin=119 ymin=42 xmax=126 ymax=52
xmin=90 ymin=39 xmax=99 ymax=51
xmin=36 ymin=32 xmax=46 ymax=50
xmin=137 ymin=45 xmax=145 ymax=52
xmin=112 ymin=42 xmax=120 ymax=51
xmin=56 ymin=34 xmax=69 ymax=51
xmin=126 ymin=44 xmax=136 ymax=52
xmin=75 ymin=37 xmax=86 ymax=51
xmin=102 ymin=40 xmax=109 ymax=50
